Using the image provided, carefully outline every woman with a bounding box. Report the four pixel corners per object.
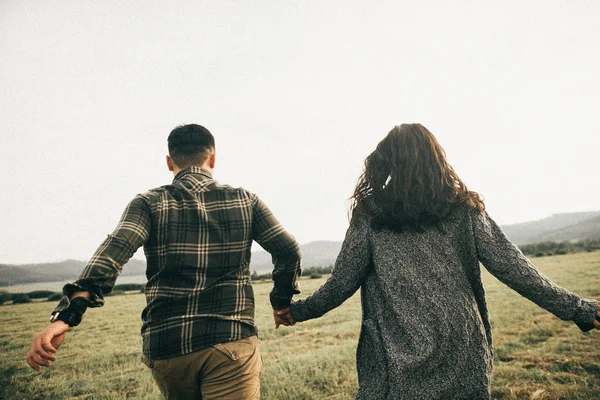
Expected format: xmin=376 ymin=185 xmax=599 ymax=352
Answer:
xmin=277 ymin=124 xmax=599 ymax=399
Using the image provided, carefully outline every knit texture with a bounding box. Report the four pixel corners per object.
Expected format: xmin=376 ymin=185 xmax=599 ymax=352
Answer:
xmin=290 ymin=205 xmax=597 ymax=400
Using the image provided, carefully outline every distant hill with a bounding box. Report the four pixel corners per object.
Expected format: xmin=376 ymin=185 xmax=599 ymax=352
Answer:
xmin=250 ymin=240 xmax=342 ymax=273
xmin=251 ymin=211 xmax=600 ymax=271
xmin=500 ymin=211 xmax=600 ymax=245
xmin=3 ymin=211 xmax=600 ymax=285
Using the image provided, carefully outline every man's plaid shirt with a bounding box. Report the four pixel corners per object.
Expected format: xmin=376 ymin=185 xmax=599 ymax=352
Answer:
xmin=53 ymin=167 xmax=302 ymax=360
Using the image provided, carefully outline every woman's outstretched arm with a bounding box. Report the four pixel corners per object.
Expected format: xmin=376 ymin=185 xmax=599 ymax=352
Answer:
xmin=289 ymin=212 xmax=373 ymax=323
xmin=472 ymin=209 xmax=598 ymax=330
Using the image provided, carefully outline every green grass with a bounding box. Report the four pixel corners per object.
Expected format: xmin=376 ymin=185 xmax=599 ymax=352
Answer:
xmin=2 ymin=252 xmax=600 ymax=399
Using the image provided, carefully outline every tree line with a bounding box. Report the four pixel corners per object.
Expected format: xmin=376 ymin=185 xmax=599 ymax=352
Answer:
xmin=518 ymin=239 xmax=600 ymax=257
xmin=0 ymin=283 xmax=146 ymax=306
xmin=3 ymin=240 xmax=599 ymax=306
xmin=251 ymin=265 xmax=334 ymax=281
xmin=0 ymin=268 xmax=338 ymax=305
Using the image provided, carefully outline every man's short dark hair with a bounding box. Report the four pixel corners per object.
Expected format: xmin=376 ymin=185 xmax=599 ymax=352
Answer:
xmin=168 ymin=124 xmax=215 ymax=168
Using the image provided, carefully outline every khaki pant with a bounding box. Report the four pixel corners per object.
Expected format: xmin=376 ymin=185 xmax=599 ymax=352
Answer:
xmin=142 ymin=336 xmax=263 ymax=399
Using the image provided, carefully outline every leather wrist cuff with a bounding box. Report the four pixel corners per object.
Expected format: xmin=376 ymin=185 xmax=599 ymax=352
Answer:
xmin=270 ymin=292 xmax=292 ymax=310
xmin=50 ymin=297 xmax=90 ymax=327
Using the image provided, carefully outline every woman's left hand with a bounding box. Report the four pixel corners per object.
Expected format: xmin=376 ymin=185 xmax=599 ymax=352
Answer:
xmin=274 ymin=308 xmax=296 ymax=328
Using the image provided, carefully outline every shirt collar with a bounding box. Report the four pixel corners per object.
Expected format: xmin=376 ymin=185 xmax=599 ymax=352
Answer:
xmin=173 ymin=166 xmax=213 ymax=182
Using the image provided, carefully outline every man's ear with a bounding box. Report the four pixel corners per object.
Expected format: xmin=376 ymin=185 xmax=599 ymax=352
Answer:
xmin=166 ymin=155 xmax=175 ymax=171
xmin=208 ymin=152 xmax=216 ymax=169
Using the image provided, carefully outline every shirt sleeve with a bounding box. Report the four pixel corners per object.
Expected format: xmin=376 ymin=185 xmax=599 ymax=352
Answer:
xmin=471 ymin=209 xmax=597 ymax=329
xmin=52 ymin=195 xmax=151 ymax=314
xmin=289 ymin=211 xmax=372 ymax=322
xmin=251 ymin=194 xmax=302 ymax=310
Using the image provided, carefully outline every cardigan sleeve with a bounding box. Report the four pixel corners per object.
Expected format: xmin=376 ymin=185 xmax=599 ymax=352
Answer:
xmin=471 ymin=209 xmax=597 ymax=330
xmin=290 ymin=211 xmax=372 ymax=322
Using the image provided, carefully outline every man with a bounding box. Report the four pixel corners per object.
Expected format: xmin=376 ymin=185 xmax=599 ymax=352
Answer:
xmin=26 ymin=124 xmax=302 ymax=399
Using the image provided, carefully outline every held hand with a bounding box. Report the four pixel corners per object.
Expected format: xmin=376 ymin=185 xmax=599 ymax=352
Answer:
xmin=26 ymin=321 xmax=69 ymax=371
xmin=274 ymin=308 xmax=296 ymax=329
xmin=273 ymin=310 xmax=292 ymax=329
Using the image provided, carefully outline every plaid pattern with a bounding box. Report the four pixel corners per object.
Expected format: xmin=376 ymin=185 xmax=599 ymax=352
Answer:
xmin=54 ymin=167 xmax=302 ymax=360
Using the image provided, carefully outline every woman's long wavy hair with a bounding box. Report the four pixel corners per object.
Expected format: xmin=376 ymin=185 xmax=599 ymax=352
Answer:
xmin=351 ymin=123 xmax=484 ymax=231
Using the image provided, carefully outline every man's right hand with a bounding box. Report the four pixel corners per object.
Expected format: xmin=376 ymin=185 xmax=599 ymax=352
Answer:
xmin=26 ymin=321 xmax=68 ymax=371
xmin=274 ymin=308 xmax=296 ymax=329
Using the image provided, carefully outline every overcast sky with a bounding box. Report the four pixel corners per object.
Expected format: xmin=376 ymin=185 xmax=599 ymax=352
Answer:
xmin=1 ymin=0 xmax=599 ymax=264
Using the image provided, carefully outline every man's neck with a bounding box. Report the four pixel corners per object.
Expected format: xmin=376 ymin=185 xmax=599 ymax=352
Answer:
xmin=172 ymin=164 xmax=213 ymax=177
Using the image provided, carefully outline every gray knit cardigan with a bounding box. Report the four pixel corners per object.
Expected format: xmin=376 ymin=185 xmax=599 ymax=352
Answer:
xmin=289 ymin=206 xmax=597 ymax=399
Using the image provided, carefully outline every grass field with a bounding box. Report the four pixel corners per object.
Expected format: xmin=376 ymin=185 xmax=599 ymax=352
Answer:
xmin=1 ymin=251 xmax=600 ymax=399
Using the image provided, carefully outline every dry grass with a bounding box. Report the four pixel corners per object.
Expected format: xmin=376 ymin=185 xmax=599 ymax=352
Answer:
xmin=1 ymin=251 xmax=599 ymax=399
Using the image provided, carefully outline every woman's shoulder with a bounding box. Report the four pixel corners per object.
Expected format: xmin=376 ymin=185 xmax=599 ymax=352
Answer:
xmin=350 ymin=206 xmax=374 ymax=229
xmin=443 ymin=202 xmax=477 ymax=224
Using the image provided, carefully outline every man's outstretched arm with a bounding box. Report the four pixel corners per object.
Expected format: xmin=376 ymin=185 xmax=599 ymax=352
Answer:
xmin=26 ymin=195 xmax=151 ymax=371
xmin=56 ymin=195 xmax=151 ymax=309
